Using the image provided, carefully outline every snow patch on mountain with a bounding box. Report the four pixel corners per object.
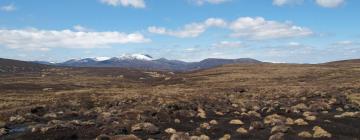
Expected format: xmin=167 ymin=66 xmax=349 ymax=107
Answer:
xmin=93 ymin=57 xmax=111 ymax=61
xmin=119 ymin=54 xmax=153 ymax=60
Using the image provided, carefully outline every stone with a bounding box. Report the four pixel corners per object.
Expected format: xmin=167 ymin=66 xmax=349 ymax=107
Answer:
xmin=303 ymin=111 xmax=316 ymax=117
xmin=229 ymin=119 xmax=244 ymax=125
xmin=111 ymin=134 xmax=141 ymax=140
xmin=209 ymin=120 xmax=218 ymax=125
xmin=334 ymin=112 xmax=360 ymax=118
xmin=9 ymin=115 xmax=25 ymax=123
xmin=298 ymin=131 xmax=312 ymax=138
xmin=248 ymin=111 xmax=261 ymax=118
xmin=200 ymin=123 xmax=211 ymax=129
xmin=165 ymin=128 xmax=177 ymax=134
xmin=0 ymin=128 xmax=7 ymax=136
xmin=309 ymin=102 xmax=331 ymax=111
xmin=190 ymin=135 xmax=210 ymax=140
xmin=336 ymin=107 xmax=344 ymax=112
xmin=269 ymin=132 xmax=284 ymax=140
xmin=197 ymin=108 xmax=207 ymax=119
xmin=294 ymin=119 xmax=308 ymax=126
xmin=305 ymin=116 xmax=316 ymax=121
xmin=291 ymin=103 xmax=308 ymax=112
xmin=219 ymin=134 xmax=231 ymax=140
xmin=174 ymin=119 xmax=181 ymax=123
xmin=215 ymin=111 xmax=224 ymax=116
xmin=131 ymin=122 xmax=159 ymax=134
xmin=249 ymin=121 xmax=265 ymax=130
xmin=313 ymin=126 xmax=332 ymax=138
xmin=285 ymin=118 xmax=294 ymax=125
xmin=43 ymin=113 xmax=57 ymax=119
xmin=271 ymin=125 xmax=290 ymax=134
xmin=236 ymin=127 xmax=248 ymax=134
xmin=170 ymin=132 xmax=190 ymax=140
xmin=264 ymin=114 xmax=286 ymax=126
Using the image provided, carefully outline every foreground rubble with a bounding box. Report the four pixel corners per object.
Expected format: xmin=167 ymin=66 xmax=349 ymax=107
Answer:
xmin=1 ymin=63 xmax=360 ymax=139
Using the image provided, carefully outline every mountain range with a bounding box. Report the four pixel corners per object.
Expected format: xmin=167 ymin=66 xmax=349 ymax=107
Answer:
xmin=32 ymin=54 xmax=262 ymax=71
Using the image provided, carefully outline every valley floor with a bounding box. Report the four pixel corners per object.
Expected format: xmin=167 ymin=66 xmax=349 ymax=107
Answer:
xmin=1 ymin=63 xmax=360 ymax=140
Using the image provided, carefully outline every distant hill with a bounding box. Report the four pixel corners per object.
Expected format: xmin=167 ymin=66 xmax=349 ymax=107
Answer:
xmin=325 ymin=59 xmax=360 ymax=65
xmin=0 ymin=58 xmax=49 ymax=73
xmin=48 ymin=55 xmax=262 ymax=71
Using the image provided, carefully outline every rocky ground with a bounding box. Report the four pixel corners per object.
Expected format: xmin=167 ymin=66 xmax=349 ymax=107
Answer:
xmin=0 ymin=63 xmax=360 ymax=140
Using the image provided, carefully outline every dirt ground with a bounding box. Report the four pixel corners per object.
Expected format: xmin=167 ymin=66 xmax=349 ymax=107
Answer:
xmin=0 ymin=63 xmax=360 ymax=140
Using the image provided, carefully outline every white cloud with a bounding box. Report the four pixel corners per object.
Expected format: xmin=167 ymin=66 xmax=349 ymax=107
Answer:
xmin=229 ymin=17 xmax=313 ymax=40
xmin=332 ymin=40 xmax=359 ymax=46
xmin=148 ymin=17 xmax=312 ymax=40
xmin=190 ymin=0 xmax=230 ymax=5
xmin=0 ymin=28 xmax=150 ymax=51
xmin=100 ymin=0 xmax=145 ymax=8
xmin=315 ymin=0 xmax=344 ymax=8
xmin=273 ymin=0 xmax=304 ymax=6
xmin=148 ymin=18 xmax=226 ymax=38
xmin=1 ymin=4 xmax=16 ymax=12
xmin=73 ymin=25 xmax=91 ymax=32
xmin=184 ymin=48 xmax=196 ymax=51
xmin=212 ymin=41 xmax=245 ymax=48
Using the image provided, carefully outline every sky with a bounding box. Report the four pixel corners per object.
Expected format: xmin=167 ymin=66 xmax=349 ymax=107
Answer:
xmin=0 ymin=0 xmax=359 ymax=63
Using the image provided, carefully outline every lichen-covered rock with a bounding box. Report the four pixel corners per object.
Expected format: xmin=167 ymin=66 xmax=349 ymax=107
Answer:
xmin=334 ymin=112 xmax=360 ymax=118
xmin=264 ymin=114 xmax=286 ymax=126
xmin=313 ymin=126 xmax=332 ymax=138
xmin=0 ymin=128 xmax=7 ymax=136
xmin=111 ymin=134 xmax=141 ymax=140
xmin=131 ymin=122 xmax=159 ymax=134
xmin=229 ymin=119 xmax=244 ymax=125
xmin=200 ymin=123 xmax=210 ymax=129
xmin=9 ymin=115 xmax=25 ymax=123
xmin=165 ymin=128 xmax=177 ymax=134
xmin=271 ymin=125 xmax=290 ymax=134
xmin=298 ymin=131 xmax=312 ymax=138
xmin=209 ymin=120 xmax=218 ymax=125
xmin=170 ymin=132 xmax=190 ymax=140
xmin=269 ymin=132 xmax=284 ymax=140
xmin=305 ymin=116 xmax=316 ymax=121
xmin=197 ymin=108 xmax=207 ymax=119
xmin=219 ymin=134 xmax=231 ymax=140
xmin=294 ymin=119 xmax=308 ymax=125
xmin=249 ymin=121 xmax=265 ymax=130
xmin=285 ymin=118 xmax=294 ymax=125
xmin=236 ymin=127 xmax=248 ymax=134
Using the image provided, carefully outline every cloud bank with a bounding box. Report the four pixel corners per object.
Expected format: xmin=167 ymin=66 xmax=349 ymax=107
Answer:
xmin=100 ymin=0 xmax=146 ymax=8
xmin=0 ymin=28 xmax=150 ymax=51
xmin=148 ymin=17 xmax=313 ymax=40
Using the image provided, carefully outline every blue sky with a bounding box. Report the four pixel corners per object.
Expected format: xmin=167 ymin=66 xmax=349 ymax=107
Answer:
xmin=0 ymin=0 xmax=359 ymax=63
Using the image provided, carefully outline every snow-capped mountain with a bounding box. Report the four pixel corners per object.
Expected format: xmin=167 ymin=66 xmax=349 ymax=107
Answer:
xmin=36 ymin=54 xmax=262 ymax=71
xmin=119 ymin=54 xmax=153 ymax=61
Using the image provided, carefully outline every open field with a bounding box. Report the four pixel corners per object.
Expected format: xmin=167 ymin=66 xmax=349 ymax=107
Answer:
xmin=1 ymin=62 xmax=360 ymax=140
